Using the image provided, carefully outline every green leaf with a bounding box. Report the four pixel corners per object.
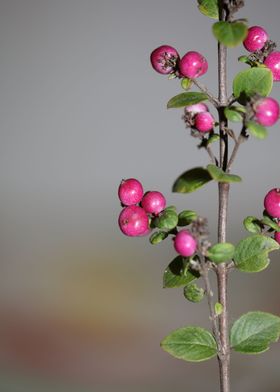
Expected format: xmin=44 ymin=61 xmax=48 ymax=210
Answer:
xmin=262 ymin=216 xmax=280 ymax=232
xmin=163 ymin=256 xmax=199 ymax=288
xmin=167 ymin=92 xmax=208 ymax=109
xmin=173 ymin=167 xmax=212 ymax=193
xmin=207 ymin=164 xmax=242 ymax=183
xmin=153 ymin=208 xmax=178 ymax=230
xmin=207 ymin=243 xmax=235 ymax=264
xmin=197 ymin=0 xmax=219 ymax=19
xmin=234 ymin=234 xmax=280 ymax=272
xmin=246 ymin=121 xmax=268 ymax=139
xmin=149 ymin=231 xmax=168 ymax=245
xmin=183 ymin=283 xmax=204 ymax=303
xmin=224 ymin=107 xmax=244 ymax=122
xmin=178 ymin=210 xmax=198 ymax=226
xmin=238 ymin=55 xmax=250 ymax=64
xmin=215 ymin=302 xmax=224 ymax=316
xmin=233 ymin=68 xmax=273 ymax=103
xmin=161 ymin=326 xmax=217 ymax=362
xmin=212 ymin=21 xmax=248 ymax=48
xmin=207 ymin=133 xmax=220 ymax=145
xmin=181 ymin=78 xmax=193 ymax=91
xmin=243 ymin=216 xmax=262 ymax=234
xmin=230 ymin=312 xmax=280 ymax=354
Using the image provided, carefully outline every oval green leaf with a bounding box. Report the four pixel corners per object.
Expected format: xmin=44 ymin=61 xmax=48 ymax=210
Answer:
xmin=207 ymin=242 xmax=235 ymax=264
xmin=224 ymin=107 xmax=244 ymax=122
xmin=246 ymin=121 xmax=268 ymax=139
xmin=173 ymin=167 xmax=212 ymax=193
xmin=161 ymin=326 xmax=217 ymax=362
xmin=184 ymin=283 xmax=204 ymax=303
xmin=262 ymin=216 xmax=280 ymax=232
xmin=230 ymin=311 xmax=280 ymax=354
xmin=181 ymin=78 xmax=193 ymax=91
xmin=215 ymin=302 xmax=224 ymax=316
xmin=167 ymin=92 xmax=208 ymax=109
xmin=212 ymin=21 xmax=248 ymax=48
xmin=163 ymin=256 xmax=199 ymax=288
xmin=233 ymin=67 xmax=273 ymax=102
xmin=243 ymin=216 xmax=262 ymax=234
xmin=197 ymin=0 xmax=218 ymax=19
xmin=234 ymin=234 xmax=279 ymax=272
xmin=153 ymin=209 xmax=178 ymax=230
xmin=178 ymin=210 xmax=198 ymax=226
xmin=207 ymin=164 xmax=242 ymax=183
xmin=149 ymin=231 xmax=168 ymax=245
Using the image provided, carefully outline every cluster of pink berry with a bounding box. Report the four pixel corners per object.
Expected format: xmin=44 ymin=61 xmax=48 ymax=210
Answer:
xmin=184 ymin=102 xmax=214 ymax=133
xmin=118 ymin=178 xmax=198 ymax=258
xmin=264 ymin=188 xmax=280 ymax=244
xmin=243 ymin=25 xmax=280 ymax=81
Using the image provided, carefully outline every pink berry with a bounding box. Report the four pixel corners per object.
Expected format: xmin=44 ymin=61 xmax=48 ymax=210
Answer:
xmin=179 ymin=51 xmax=208 ymax=79
xmin=118 ymin=205 xmax=149 ymax=237
xmin=254 ymin=97 xmax=279 ymax=127
xmin=274 ymin=229 xmax=280 ymax=245
xmin=243 ymin=26 xmax=268 ymax=52
xmin=194 ymin=111 xmax=214 ymax=133
xmin=185 ymin=103 xmax=209 ymax=114
xmin=264 ymin=51 xmax=280 ymax=81
xmin=264 ymin=188 xmax=280 ymax=218
xmin=174 ymin=230 xmax=197 ymax=257
xmin=118 ymin=178 xmax=144 ymax=206
xmin=150 ymin=45 xmax=179 ymax=75
xmin=141 ymin=191 xmax=166 ymax=215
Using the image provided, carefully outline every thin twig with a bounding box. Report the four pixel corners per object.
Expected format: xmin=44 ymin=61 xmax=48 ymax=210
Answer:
xmin=192 ymin=79 xmax=220 ymax=107
xmin=206 ymin=145 xmax=218 ymax=165
xmin=226 ymin=128 xmax=246 ymax=172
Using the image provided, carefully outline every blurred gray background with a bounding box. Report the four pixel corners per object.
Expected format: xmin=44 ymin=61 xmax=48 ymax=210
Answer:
xmin=0 ymin=0 xmax=280 ymax=391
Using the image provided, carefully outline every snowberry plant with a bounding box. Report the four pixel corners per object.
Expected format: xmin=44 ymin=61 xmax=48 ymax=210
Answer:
xmin=118 ymin=1 xmax=280 ymax=391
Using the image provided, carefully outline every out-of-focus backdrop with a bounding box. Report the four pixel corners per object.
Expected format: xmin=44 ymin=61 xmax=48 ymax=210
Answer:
xmin=0 ymin=0 xmax=280 ymax=391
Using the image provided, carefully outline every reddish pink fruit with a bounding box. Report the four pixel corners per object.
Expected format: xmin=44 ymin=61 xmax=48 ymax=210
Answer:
xmin=264 ymin=188 xmax=280 ymax=218
xmin=150 ymin=45 xmax=179 ymax=75
xmin=185 ymin=103 xmax=209 ymax=114
xmin=194 ymin=111 xmax=214 ymax=132
xmin=243 ymin=26 xmax=268 ymax=52
xmin=141 ymin=191 xmax=166 ymax=215
xmin=174 ymin=230 xmax=197 ymax=257
xmin=264 ymin=51 xmax=280 ymax=81
xmin=254 ymin=97 xmax=280 ymax=127
xmin=118 ymin=178 xmax=144 ymax=206
xmin=179 ymin=51 xmax=208 ymax=79
xmin=118 ymin=205 xmax=149 ymax=237
xmin=274 ymin=229 xmax=280 ymax=245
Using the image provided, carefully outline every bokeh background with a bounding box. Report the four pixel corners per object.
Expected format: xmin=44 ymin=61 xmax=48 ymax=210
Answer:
xmin=0 ymin=0 xmax=280 ymax=391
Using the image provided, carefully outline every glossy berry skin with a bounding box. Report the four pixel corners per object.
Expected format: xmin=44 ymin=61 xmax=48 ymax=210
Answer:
xmin=141 ymin=191 xmax=166 ymax=215
xmin=264 ymin=52 xmax=280 ymax=81
xmin=118 ymin=178 xmax=144 ymax=206
xmin=194 ymin=112 xmax=214 ymax=133
xmin=179 ymin=51 xmax=208 ymax=79
xmin=185 ymin=103 xmax=209 ymax=114
xmin=254 ymin=97 xmax=280 ymax=127
xmin=243 ymin=26 xmax=268 ymax=52
xmin=150 ymin=45 xmax=179 ymax=75
xmin=174 ymin=230 xmax=197 ymax=257
xmin=264 ymin=188 xmax=280 ymax=218
xmin=118 ymin=205 xmax=149 ymax=237
xmin=274 ymin=229 xmax=280 ymax=245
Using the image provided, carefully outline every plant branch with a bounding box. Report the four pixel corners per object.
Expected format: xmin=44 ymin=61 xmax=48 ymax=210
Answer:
xmin=192 ymin=79 xmax=220 ymax=107
xmin=226 ymin=127 xmax=246 ymax=172
xmin=206 ymin=144 xmax=218 ymax=165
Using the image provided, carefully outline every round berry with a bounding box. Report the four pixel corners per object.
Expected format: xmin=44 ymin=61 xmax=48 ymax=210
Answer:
xmin=254 ymin=97 xmax=279 ymax=127
xmin=141 ymin=191 xmax=166 ymax=215
xmin=174 ymin=230 xmax=197 ymax=257
xmin=264 ymin=188 xmax=280 ymax=218
xmin=150 ymin=45 xmax=179 ymax=75
xmin=118 ymin=205 xmax=149 ymax=237
xmin=118 ymin=178 xmax=144 ymax=206
xmin=185 ymin=103 xmax=209 ymax=114
xmin=264 ymin=51 xmax=280 ymax=81
xmin=243 ymin=26 xmax=268 ymax=52
xmin=274 ymin=229 xmax=280 ymax=245
xmin=179 ymin=51 xmax=208 ymax=79
xmin=194 ymin=111 xmax=214 ymax=133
